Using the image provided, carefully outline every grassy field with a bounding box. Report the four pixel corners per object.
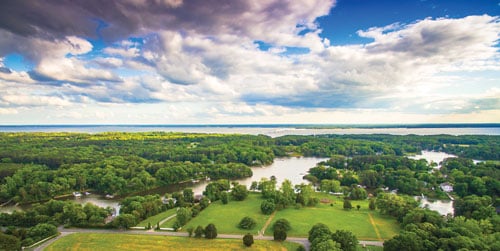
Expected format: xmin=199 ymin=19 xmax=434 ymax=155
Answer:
xmin=160 ymin=216 xmax=177 ymax=228
xmin=45 ymin=233 xmax=300 ymax=251
xmin=265 ymin=194 xmax=400 ymax=240
xmin=185 ymin=192 xmax=399 ymax=240
xmin=136 ymin=208 xmax=177 ymax=227
xmin=184 ymin=193 xmax=271 ymax=235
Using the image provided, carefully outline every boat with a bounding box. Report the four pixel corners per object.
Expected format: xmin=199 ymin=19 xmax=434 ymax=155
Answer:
xmin=73 ymin=192 xmax=82 ymax=197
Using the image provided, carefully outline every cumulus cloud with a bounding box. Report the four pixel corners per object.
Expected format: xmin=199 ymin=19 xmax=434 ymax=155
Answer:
xmin=0 ymin=0 xmax=499 ymax=124
xmin=0 ymin=0 xmax=334 ymax=46
xmin=1 ymin=94 xmax=72 ymax=107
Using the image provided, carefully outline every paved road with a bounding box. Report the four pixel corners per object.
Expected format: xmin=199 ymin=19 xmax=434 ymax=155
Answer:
xmin=34 ymin=227 xmax=384 ymax=251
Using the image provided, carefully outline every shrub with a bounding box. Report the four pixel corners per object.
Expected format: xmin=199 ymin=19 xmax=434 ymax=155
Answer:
xmin=343 ymin=199 xmax=352 ymax=210
xmin=272 ymin=218 xmax=291 ymax=232
xmin=204 ymin=223 xmax=217 ymax=239
xmin=194 ymin=225 xmax=204 ymax=238
xmin=261 ymin=199 xmax=276 ymax=215
xmin=221 ymin=191 xmax=229 ymax=204
xmin=187 ymin=226 xmax=194 ymax=237
xmin=369 ymin=198 xmax=376 ymax=210
xmin=243 ymin=233 xmax=254 ymax=247
xmin=238 ymin=216 xmax=257 ymax=230
xmin=273 ymin=228 xmax=287 ymax=241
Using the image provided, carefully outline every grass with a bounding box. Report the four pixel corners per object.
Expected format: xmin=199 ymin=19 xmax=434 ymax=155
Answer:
xmin=136 ymin=208 xmax=177 ymax=227
xmin=45 ymin=233 xmax=298 ymax=251
xmin=185 ymin=192 xmax=399 ymax=240
xmin=265 ymin=194 xmax=400 ymax=240
xmin=184 ymin=193 xmax=270 ymax=235
xmin=160 ymin=216 xmax=177 ymax=228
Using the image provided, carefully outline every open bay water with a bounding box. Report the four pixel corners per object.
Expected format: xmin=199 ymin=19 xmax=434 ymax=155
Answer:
xmin=0 ymin=124 xmax=499 ymax=137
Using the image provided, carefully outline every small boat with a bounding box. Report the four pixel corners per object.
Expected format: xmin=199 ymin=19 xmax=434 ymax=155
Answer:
xmin=105 ymin=194 xmax=115 ymax=199
xmin=73 ymin=192 xmax=82 ymax=197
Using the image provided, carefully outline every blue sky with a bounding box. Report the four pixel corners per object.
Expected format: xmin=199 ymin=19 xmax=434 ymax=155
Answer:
xmin=0 ymin=0 xmax=499 ymax=124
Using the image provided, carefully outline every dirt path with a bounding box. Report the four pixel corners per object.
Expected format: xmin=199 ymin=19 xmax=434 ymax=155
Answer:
xmin=368 ymin=213 xmax=382 ymax=241
xmin=259 ymin=211 xmax=276 ymax=236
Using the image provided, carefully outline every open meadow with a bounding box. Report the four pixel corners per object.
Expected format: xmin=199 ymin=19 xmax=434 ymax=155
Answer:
xmin=264 ymin=194 xmax=400 ymax=240
xmin=184 ymin=193 xmax=271 ymax=235
xmin=44 ymin=233 xmax=300 ymax=251
xmin=184 ymin=192 xmax=399 ymax=240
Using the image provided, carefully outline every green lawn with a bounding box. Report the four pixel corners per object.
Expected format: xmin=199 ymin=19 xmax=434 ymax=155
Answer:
xmin=265 ymin=194 xmax=400 ymax=240
xmin=160 ymin=216 xmax=177 ymax=228
xmin=186 ymin=192 xmax=399 ymax=240
xmin=136 ymin=208 xmax=177 ymax=227
xmin=184 ymin=193 xmax=271 ymax=235
xmin=45 ymin=233 xmax=299 ymax=251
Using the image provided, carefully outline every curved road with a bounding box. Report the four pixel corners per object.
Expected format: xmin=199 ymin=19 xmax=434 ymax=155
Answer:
xmin=35 ymin=227 xmax=384 ymax=251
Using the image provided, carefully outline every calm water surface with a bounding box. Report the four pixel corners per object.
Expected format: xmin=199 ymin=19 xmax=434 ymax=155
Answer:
xmin=1 ymin=125 xmax=498 ymax=137
xmin=1 ymin=157 xmax=326 ymax=213
xmin=410 ymin=151 xmax=455 ymax=215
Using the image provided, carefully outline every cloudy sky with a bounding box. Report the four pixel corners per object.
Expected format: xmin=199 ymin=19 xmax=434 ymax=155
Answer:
xmin=0 ymin=0 xmax=499 ymax=125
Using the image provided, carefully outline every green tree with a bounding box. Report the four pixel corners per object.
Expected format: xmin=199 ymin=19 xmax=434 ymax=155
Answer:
xmin=369 ymin=198 xmax=376 ymax=210
xmin=343 ymin=199 xmax=352 ymax=210
xmin=194 ymin=225 xmax=204 ymax=238
xmin=259 ymin=178 xmax=277 ymax=199
xmin=238 ymin=216 xmax=257 ymax=230
xmin=308 ymin=223 xmax=331 ymax=243
xmin=183 ymin=188 xmax=194 ymax=203
xmin=349 ymin=187 xmax=368 ymax=200
xmin=243 ymin=233 xmax=254 ymax=247
xmin=280 ymin=179 xmax=296 ymax=208
xmin=312 ymin=239 xmax=341 ymax=251
xmin=272 ymin=218 xmax=291 ymax=232
xmin=176 ymin=207 xmax=192 ymax=226
xmin=383 ymin=231 xmax=424 ymax=251
xmin=274 ymin=228 xmax=287 ymax=241
xmin=331 ymin=230 xmax=358 ymax=251
xmin=113 ymin=214 xmax=137 ymax=229
xmin=221 ymin=191 xmax=229 ymax=204
xmin=204 ymin=223 xmax=217 ymax=239
xmin=187 ymin=226 xmax=194 ymax=237
xmin=261 ymin=199 xmax=276 ymax=215
xmin=231 ymin=184 xmax=248 ymax=201
xmin=0 ymin=232 xmax=21 ymax=251
xmin=199 ymin=197 xmax=210 ymax=210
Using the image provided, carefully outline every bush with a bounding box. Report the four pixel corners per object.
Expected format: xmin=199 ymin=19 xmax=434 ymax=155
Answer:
xmin=331 ymin=230 xmax=358 ymax=251
xmin=194 ymin=225 xmax=204 ymax=238
xmin=187 ymin=226 xmax=194 ymax=237
xmin=272 ymin=218 xmax=291 ymax=232
xmin=204 ymin=223 xmax=217 ymax=239
xmin=176 ymin=207 xmax=192 ymax=226
xmin=273 ymin=228 xmax=287 ymax=241
xmin=221 ymin=191 xmax=229 ymax=204
xmin=261 ymin=199 xmax=276 ymax=215
xmin=0 ymin=232 xmax=21 ymax=251
xmin=343 ymin=199 xmax=352 ymax=210
xmin=243 ymin=233 xmax=254 ymax=247
xmin=238 ymin=216 xmax=257 ymax=230
xmin=369 ymin=198 xmax=376 ymax=210
xmin=231 ymin=184 xmax=249 ymax=201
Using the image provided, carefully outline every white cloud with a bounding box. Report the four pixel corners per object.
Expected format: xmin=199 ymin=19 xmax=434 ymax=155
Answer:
xmin=0 ymin=107 xmax=18 ymax=114
xmin=1 ymin=94 xmax=72 ymax=107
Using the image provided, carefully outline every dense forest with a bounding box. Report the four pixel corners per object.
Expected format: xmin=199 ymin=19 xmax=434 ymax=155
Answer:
xmin=0 ymin=132 xmax=498 ymax=250
xmin=0 ymin=132 xmax=498 ymax=203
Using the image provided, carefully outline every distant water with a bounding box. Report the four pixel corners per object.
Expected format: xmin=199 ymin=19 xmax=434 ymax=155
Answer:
xmin=0 ymin=124 xmax=499 ymax=137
